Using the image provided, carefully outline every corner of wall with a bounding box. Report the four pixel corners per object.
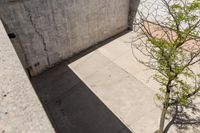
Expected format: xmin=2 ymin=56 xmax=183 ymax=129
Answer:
xmin=128 ymin=0 xmax=140 ymax=30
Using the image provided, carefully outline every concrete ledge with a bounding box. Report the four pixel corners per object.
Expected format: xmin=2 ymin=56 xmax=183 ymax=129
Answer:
xmin=0 ymin=20 xmax=55 ymax=133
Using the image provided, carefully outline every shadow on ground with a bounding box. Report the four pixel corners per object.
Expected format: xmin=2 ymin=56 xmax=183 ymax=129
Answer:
xmin=30 ymin=30 xmax=132 ymax=133
xmin=166 ymin=104 xmax=200 ymax=133
xmin=31 ymin=60 xmax=132 ymax=133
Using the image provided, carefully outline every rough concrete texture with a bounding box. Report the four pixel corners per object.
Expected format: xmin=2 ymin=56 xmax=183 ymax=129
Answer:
xmin=32 ymin=31 xmax=200 ymax=133
xmin=31 ymin=31 xmax=157 ymax=133
xmin=0 ymin=20 xmax=55 ymax=133
xmin=0 ymin=0 xmax=139 ymax=76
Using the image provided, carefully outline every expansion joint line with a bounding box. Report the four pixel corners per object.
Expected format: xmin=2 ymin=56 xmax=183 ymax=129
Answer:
xmin=22 ymin=0 xmax=51 ymax=66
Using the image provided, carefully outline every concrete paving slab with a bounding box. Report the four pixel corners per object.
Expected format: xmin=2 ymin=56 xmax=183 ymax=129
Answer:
xmin=113 ymin=50 xmax=147 ymax=75
xmin=97 ymin=33 xmax=133 ymax=61
xmin=130 ymin=107 xmax=160 ymax=133
xmin=69 ymin=51 xmax=112 ymax=79
xmin=134 ymin=69 xmax=160 ymax=92
xmin=81 ymin=62 xmax=159 ymax=126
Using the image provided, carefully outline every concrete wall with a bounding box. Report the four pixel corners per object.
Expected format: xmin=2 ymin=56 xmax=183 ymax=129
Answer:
xmin=0 ymin=20 xmax=55 ymax=133
xmin=0 ymin=0 xmax=139 ymax=76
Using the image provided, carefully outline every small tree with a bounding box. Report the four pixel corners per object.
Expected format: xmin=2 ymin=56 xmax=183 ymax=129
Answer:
xmin=132 ymin=0 xmax=200 ymax=132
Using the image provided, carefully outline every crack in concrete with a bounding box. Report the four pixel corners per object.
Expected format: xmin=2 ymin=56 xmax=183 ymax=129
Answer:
xmin=22 ymin=0 xmax=51 ymax=66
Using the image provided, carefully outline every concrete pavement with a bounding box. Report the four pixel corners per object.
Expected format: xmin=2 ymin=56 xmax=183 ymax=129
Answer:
xmin=68 ymin=31 xmax=161 ymax=133
xmin=31 ymin=31 xmax=200 ymax=133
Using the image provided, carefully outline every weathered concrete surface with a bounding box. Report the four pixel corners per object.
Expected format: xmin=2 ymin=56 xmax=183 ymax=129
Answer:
xmin=32 ymin=31 xmax=200 ymax=133
xmin=0 ymin=0 xmax=139 ymax=76
xmin=0 ymin=20 xmax=55 ymax=133
xmin=68 ymin=32 xmax=161 ymax=133
xmin=31 ymin=32 xmax=160 ymax=133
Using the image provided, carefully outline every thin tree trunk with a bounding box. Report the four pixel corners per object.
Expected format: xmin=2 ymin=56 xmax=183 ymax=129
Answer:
xmin=158 ymin=87 xmax=171 ymax=133
xmin=163 ymin=105 xmax=178 ymax=133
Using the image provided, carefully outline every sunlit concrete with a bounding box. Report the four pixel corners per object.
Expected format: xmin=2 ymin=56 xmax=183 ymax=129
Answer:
xmin=68 ymin=31 xmax=161 ymax=133
xmin=68 ymin=31 xmax=200 ymax=133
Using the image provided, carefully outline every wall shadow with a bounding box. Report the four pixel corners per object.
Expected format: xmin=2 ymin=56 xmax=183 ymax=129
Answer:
xmin=31 ymin=60 xmax=132 ymax=133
